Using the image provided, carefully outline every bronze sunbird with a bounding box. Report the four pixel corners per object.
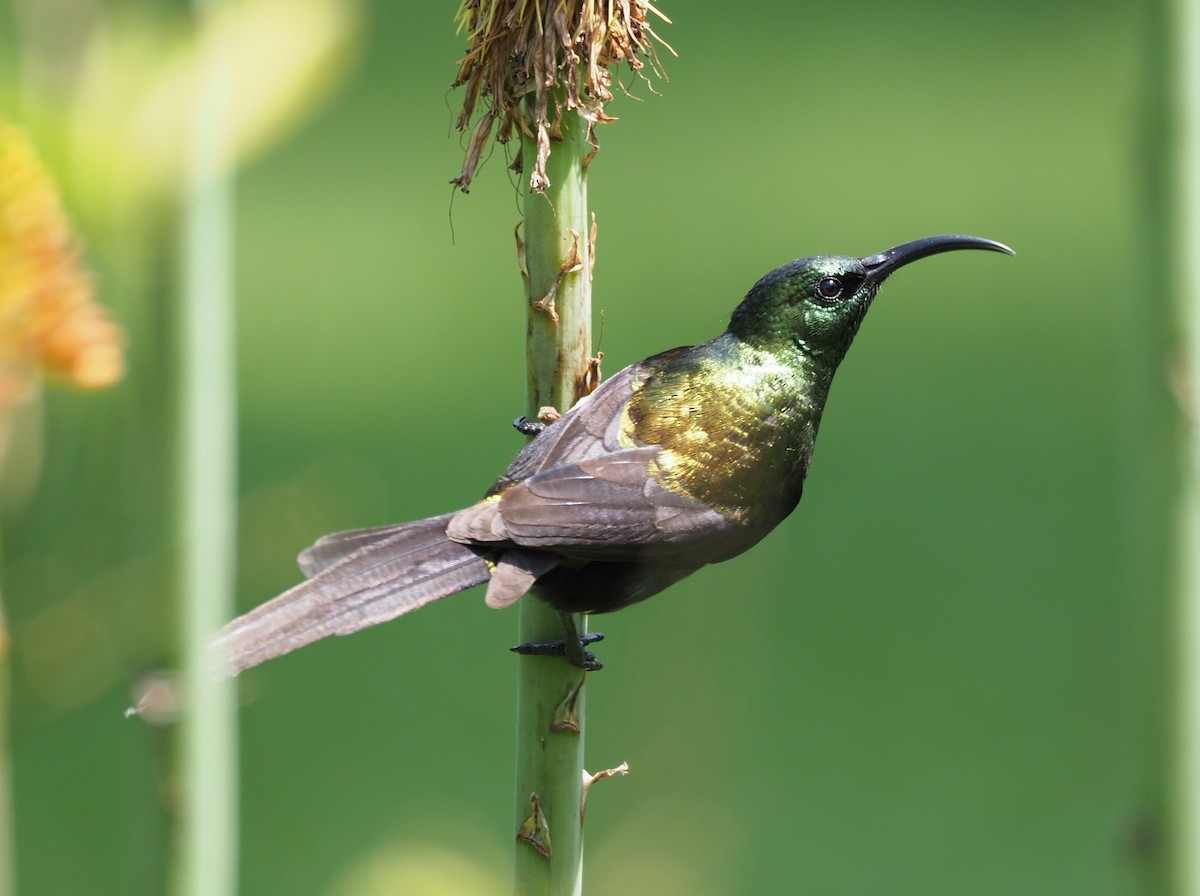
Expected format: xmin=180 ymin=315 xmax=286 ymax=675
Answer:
xmin=216 ymin=234 xmax=1012 ymax=673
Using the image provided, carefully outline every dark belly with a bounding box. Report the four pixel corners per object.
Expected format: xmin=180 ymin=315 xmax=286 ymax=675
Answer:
xmin=533 ymin=559 xmax=700 ymax=614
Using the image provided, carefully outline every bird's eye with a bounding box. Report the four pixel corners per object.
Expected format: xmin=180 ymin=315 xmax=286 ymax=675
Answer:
xmin=814 ymin=276 xmax=843 ymax=302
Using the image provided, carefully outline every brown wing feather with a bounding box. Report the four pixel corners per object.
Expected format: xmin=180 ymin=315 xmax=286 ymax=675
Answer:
xmin=449 ymin=446 xmax=731 ymax=560
xmin=450 ymin=346 xmax=735 ymax=562
xmin=487 ymin=363 xmax=642 ymax=493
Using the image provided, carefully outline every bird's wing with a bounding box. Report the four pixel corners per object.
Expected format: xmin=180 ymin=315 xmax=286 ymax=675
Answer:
xmin=491 ymin=348 xmax=693 ymax=490
xmin=452 ymin=346 xmax=736 ymax=561
xmin=449 ymin=445 xmax=732 ymax=560
xmin=296 ymin=361 xmax=662 ymax=575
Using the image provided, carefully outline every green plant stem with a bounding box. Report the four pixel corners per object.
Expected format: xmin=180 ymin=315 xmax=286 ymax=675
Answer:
xmin=174 ymin=5 xmax=238 ymax=895
xmin=0 ymin=546 xmax=12 ymax=896
xmin=514 ymin=108 xmax=593 ymax=896
xmin=1128 ymin=0 xmax=1178 ymax=889
xmin=1178 ymin=0 xmax=1200 ymax=889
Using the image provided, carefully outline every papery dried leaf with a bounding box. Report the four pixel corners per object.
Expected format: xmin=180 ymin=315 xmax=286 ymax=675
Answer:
xmin=516 ymin=792 xmax=552 ymax=859
xmin=514 ymin=222 xmax=529 ymax=285
xmin=452 ymin=112 xmax=496 ymax=193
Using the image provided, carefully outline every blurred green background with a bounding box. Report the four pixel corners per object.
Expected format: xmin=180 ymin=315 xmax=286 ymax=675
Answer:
xmin=2 ymin=0 xmax=1165 ymax=893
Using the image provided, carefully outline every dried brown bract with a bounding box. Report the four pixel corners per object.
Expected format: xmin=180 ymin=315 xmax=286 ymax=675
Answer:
xmin=451 ymin=0 xmax=671 ymax=193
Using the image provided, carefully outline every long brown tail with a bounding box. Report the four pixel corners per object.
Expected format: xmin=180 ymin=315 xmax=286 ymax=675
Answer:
xmin=213 ymin=512 xmax=490 ymax=675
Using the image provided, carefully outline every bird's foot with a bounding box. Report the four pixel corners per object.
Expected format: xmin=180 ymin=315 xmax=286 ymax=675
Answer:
xmin=511 ymin=632 xmax=605 ymax=671
xmin=513 ymin=406 xmax=561 ymax=437
xmin=512 ymin=416 xmax=545 ymax=437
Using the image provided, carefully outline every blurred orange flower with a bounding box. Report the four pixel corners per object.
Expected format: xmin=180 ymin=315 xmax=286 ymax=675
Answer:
xmin=0 ymin=122 xmax=124 ymax=399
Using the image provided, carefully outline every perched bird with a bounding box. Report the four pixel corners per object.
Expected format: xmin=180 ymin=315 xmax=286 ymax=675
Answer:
xmin=216 ymin=234 xmax=1012 ymax=674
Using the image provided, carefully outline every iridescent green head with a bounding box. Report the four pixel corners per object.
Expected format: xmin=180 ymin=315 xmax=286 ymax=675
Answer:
xmin=728 ymin=234 xmax=1013 ymax=365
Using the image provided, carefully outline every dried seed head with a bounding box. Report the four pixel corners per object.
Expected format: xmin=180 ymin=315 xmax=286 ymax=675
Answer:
xmin=451 ymin=0 xmax=672 ymax=193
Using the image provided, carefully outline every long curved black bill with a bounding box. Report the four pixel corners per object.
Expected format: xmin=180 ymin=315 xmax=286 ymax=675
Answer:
xmin=861 ymin=235 xmax=1014 ymax=284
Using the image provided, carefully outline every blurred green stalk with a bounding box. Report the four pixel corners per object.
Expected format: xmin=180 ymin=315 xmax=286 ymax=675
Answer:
xmin=1146 ymin=0 xmax=1200 ymax=888
xmin=514 ymin=107 xmax=593 ymax=896
xmin=1179 ymin=0 xmax=1200 ymax=890
xmin=173 ymin=3 xmax=238 ymax=895
xmin=0 ymin=562 xmax=11 ymax=896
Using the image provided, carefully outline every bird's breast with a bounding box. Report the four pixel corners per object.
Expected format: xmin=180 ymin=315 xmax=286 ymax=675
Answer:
xmin=623 ymin=346 xmax=818 ymax=533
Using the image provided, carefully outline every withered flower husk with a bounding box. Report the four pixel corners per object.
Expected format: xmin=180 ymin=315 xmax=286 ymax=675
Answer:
xmin=451 ymin=0 xmax=672 ymax=193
